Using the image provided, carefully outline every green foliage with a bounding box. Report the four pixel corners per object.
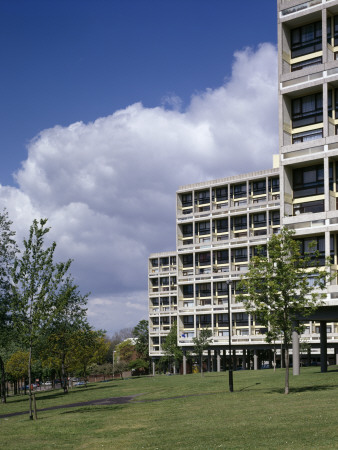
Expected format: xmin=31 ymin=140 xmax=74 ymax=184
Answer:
xmin=128 ymin=358 xmax=149 ymax=375
xmin=0 ymin=209 xmax=18 ymax=403
xmin=115 ymin=339 xmax=135 ymax=363
xmin=238 ymin=227 xmax=331 ymax=394
xmin=192 ymin=328 xmax=212 ymax=376
xmin=11 ymin=218 xmax=72 ymax=417
xmin=161 ymin=322 xmax=183 ymax=368
xmin=132 ymin=320 xmax=149 ymax=361
xmin=5 ymin=350 xmax=29 ymax=380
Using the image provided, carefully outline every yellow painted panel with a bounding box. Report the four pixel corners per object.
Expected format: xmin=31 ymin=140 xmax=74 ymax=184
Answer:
xmin=290 ymin=51 xmax=322 ymax=65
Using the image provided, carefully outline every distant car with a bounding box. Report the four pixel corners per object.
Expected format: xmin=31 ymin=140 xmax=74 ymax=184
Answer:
xmin=74 ymin=381 xmax=86 ymax=386
xmin=43 ymin=381 xmax=52 ymax=386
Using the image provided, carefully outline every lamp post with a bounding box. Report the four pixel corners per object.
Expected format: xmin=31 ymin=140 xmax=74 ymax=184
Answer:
xmin=226 ymin=280 xmax=233 ymax=392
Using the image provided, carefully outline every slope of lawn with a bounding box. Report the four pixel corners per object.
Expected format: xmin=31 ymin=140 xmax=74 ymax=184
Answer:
xmin=1 ymin=366 xmax=338 ymax=449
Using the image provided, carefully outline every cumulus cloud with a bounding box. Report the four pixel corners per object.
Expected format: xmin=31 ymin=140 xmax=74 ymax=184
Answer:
xmin=0 ymin=43 xmax=278 ymax=335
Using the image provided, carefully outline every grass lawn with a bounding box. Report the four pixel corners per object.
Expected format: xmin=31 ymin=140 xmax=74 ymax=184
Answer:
xmin=1 ymin=366 xmax=338 ymax=449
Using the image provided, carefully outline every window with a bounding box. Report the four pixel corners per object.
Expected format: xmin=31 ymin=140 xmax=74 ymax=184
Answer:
xmin=196 ymin=190 xmax=210 ymax=205
xmin=294 ymin=200 xmax=324 ymax=215
xmin=250 ymin=245 xmax=267 ymax=258
xmin=269 ymin=177 xmax=280 ymax=192
xmin=151 ymin=259 xmax=158 ymax=267
xmin=232 ymin=215 xmax=247 ymax=231
xmin=252 ymin=180 xmax=266 ymax=195
xmin=181 ymin=193 xmax=192 ymax=207
xmin=196 ymin=283 xmax=211 ymax=297
xmin=160 ymin=257 xmax=169 ymax=266
xmin=327 ymin=16 xmax=338 ymax=46
xmin=234 ymin=313 xmax=248 ymax=324
xmin=293 ymin=165 xmax=324 ymax=198
xmin=183 ymin=284 xmax=193 ymax=298
xmin=161 ymin=297 xmax=169 ymax=306
xmin=291 ymin=56 xmax=322 ymax=72
xmin=195 ymin=221 xmax=210 ymax=235
xmin=182 ymin=223 xmax=193 ymax=237
xmin=214 ymin=186 xmax=228 ymax=201
xmin=291 ymin=21 xmax=322 ymax=58
xmin=231 ymin=183 xmax=247 ymax=198
xmin=183 ymin=254 xmax=193 ymax=267
xmin=232 ymin=248 xmax=248 ymax=262
xmin=152 ymin=298 xmax=159 ymax=306
xmin=292 ymin=129 xmax=323 ymax=144
xmin=215 ymin=314 xmax=229 ymax=326
xmin=197 ymin=252 xmax=211 ymax=266
xmin=213 ymin=218 xmax=228 ymax=233
xmin=197 ymin=315 xmax=211 ymax=327
xmin=251 ymin=213 xmax=266 ymax=228
xmin=213 ymin=250 xmax=229 ymax=264
xmin=269 ymin=210 xmax=280 ymax=226
xmin=292 ymin=93 xmax=323 ymax=129
xmin=297 ymin=235 xmax=325 ymax=266
xmin=170 ymin=256 xmax=176 ymax=265
xmin=160 ymin=277 xmax=169 ymax=286
xmin=183 ymin=315 xmax=194 ymax=328
xmin=214 ymin=282 xmax=228 ymax=296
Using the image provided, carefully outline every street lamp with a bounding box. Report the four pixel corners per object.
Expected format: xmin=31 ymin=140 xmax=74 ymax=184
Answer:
xmin=226 ymin=280 xmax=233 ymax=392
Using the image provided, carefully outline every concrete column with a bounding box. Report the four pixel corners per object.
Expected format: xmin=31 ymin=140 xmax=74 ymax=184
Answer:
xmin=217 ymin=350 xmax=221 ymax=372
xmin=320 ymin=321 xmax=328 ymax=373
xmin=335 ymin=348 xmax=338 ymax=366
xmin=183 ymin=350 xmax=187 ymax=375
xmin=223 ymin=348 xmax=227 ymax=372
xmin=207 ymin=350 xmax=211 ymax=372
xmin=292 ymin=322 xmax=300 ymax=376
xmin=253 ymin=350 xmax=258 ymax=371
xmin=152 ymin=359 xmax=156 ymax=376
xmin=242 ymin=349 xmax=247 ymax=370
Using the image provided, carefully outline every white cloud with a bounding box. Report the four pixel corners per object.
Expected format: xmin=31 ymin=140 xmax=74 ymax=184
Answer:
xmin=0 ymin=43 xmax=278 ymax=335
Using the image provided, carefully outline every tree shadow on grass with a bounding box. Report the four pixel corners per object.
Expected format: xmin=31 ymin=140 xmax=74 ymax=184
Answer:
xmin=59 ymin=404 xmax=125 ymax=415
xmin=269 ymin=384 xmax=337 ymax=394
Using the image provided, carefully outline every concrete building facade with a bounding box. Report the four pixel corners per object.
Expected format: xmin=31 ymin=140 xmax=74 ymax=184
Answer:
xmin=148 ymin=0 xmax=338 ymax=372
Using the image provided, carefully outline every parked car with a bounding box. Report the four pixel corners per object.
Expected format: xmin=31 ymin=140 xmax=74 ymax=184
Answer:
xmin=74 ymin=381 xmax=86 ymax=386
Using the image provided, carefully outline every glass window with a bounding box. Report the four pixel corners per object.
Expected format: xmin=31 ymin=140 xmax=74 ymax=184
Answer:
xmin=291 ymin=21 xmax=322 ymax=58
xmin=182 ymin=223 xmax=193 ymax=237
xmin=195 ymin=221 xmax=210 ymax=235
xmin=292 ymin=93 xmax=323 ymax=129
xmin=183 ymin=254 xmax=193 ymax=267
xmin=182 ymin=193 xmax=192 ymax=207
xmin=293 ymin=165 xmax=324 ymax=198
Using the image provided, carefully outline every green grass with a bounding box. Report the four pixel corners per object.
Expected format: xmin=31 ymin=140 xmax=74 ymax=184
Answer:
xmin=1 ymin=367 xmax=338 ymax=449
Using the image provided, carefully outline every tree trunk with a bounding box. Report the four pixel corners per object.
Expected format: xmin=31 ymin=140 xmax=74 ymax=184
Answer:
xmin=61 ymin=354 xmax=68 ymax=394
xmin=284 ymin=342 xmax=289 ymax=395
xmin=0 ymin=356 xmax=6 ymax=403
xmin=28 ymin=343 xmax=33 ymax=419
xmin=200 ymin=355 xmax=203 ymax=377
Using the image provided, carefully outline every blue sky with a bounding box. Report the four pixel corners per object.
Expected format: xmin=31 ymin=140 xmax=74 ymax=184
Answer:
xmin=0 ymin=0 xmax=278 ymax=334
xmin=1 ymin=0 xmax=276 ymax=186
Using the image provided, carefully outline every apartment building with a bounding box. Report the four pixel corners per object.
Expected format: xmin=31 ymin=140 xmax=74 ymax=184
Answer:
xmin=148 ymin=0 xmax=338 ymax=371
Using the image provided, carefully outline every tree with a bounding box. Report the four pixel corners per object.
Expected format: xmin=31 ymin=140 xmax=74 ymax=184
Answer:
xmin=192 ymin=328 xmax=212 ymax=376
xmin=133 ymin=320 xmax=149 ymax=361
xmin=115 ymin=339 xmax=135 ymax=364
xmin=238 ymin=227 xmax=330 ymax=394
xmin=0 ymin=210 xmax=18 ymax=403
xmin=67 ymin=328 xmax=108 ymax=383
xmin=161 ymin=322 xmax=183 ymax=373
xmin=39 ymin=279 xmax=89 ymax=394
xmin=5 ymin=350 xmax=29 ymax=394
xmin=11 ymin=219 xmax=72 ymax=419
